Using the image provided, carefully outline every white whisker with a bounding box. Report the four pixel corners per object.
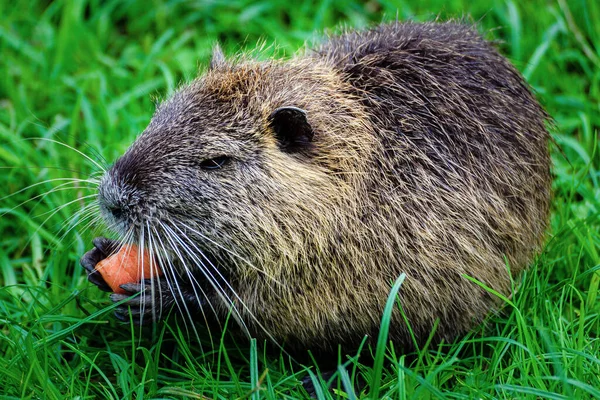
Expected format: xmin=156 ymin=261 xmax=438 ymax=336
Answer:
xmin=156 ymin=220 xmax=222 ymax=336
xmin=150 ymin=223 xmax=206 ymax=348
xmin=160 ymin=222 xmax=251 ymax=336
xmin=1 ymin=183 xmax=97 ymax=219
xmin=165 ymin=221 xmax=288 ymax=349
xmin=0 ymin=177 xmax=99 ymax=202
xmin=23 ymin=137 xmax=107 ymax=173
xmin=176 ymin=219 xmax=283 ymax=288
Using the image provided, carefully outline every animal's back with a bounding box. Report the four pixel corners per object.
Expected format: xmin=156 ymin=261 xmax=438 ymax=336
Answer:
xmin=307 ymin=21 xmax=552 ymax=347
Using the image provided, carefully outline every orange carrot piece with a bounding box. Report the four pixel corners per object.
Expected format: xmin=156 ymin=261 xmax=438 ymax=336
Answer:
xmin=95 ymin=244 xmax=162 ymax=294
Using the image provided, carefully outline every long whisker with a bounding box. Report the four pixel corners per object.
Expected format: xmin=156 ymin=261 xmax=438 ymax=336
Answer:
xmin=31 ymin=194 xmax=98 ymax=220
xmin=2 ymin=193 xmax=99 ymax=253
xmin=175 ymin=219 xmax=283 ymax=288
xmin=172 ymin=225 xmax=289 ymax=355
xmin=65 ymin=213 xmax=103 ymax=243
xmin=143 ymin=223 xmax=156 ymax=326
xmin=41 ymin=202 xmax=104 ymax=264
xmin=165 ymin=221 xmax=290 ymax=350
xmin=161 ymin=221 xmax=252 ymax=338
xmin=138 ymin=225 xmax=148 ymax=325
xmin=0 ymin=165 xmax=104 ymax=176
xmin=21 ymin=138 xmax=107 ymax=173
xmin=1 ymin=182 xmax=97 ymax=219
xmin=59 ymin=202 xmax=100 ymax=236
xmin=156 ymin=220 xmax=221 ymax=342
xmin=150 ymin=223 xmax=206 ymax=348
xmin=0 ymin=177 xmax=99 ymax=202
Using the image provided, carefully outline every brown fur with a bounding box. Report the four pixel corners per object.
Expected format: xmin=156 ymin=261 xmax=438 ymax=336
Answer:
xmin=85 ymin=21 xmax=552 ymax=356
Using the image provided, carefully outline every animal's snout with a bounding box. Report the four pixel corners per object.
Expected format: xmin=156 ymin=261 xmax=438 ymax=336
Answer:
xmin=97 ymin=170 xmax=140 ymax=228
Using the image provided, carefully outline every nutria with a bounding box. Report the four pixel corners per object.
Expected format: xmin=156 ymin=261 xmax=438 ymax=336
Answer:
xmin=81 ymin=21 xmax=551 ymax=357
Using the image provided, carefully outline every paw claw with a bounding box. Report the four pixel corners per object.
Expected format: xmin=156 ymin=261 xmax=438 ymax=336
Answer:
xmin=88 ymin=272 xmax=112 ymax=292
xmin=119 ymin=283 xmax=145 ymax=293
xmin=109 ymin=293 xmax=129 ymax=303
xmin=110 ymin=284 xmax=162 ymax=325
xmin=114 ymin=310 xmax=130 ymax=322
xmin=80 ymin=247 xmax=102 ymax=273
xmin=81 ymin=237 xmax=121 ymax=292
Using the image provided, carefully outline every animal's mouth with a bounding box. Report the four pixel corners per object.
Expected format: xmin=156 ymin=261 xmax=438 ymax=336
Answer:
xmin=95 ymin=176 xmax=231 ymax=298
xmin=137 ymin=234 xmax=225 ymax=287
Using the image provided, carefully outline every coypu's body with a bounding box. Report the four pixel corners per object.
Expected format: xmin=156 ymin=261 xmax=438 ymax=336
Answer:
xmin=83 ymin=21 xmax=551 ymax=356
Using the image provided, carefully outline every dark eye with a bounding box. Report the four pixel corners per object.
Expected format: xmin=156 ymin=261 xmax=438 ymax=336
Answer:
xmin=199 ymin=156 xmax=230 ymax=170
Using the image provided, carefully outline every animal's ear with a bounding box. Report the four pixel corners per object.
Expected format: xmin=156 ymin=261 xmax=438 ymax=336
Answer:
xmin=268 ymin=106 xmax=314 ymax=153
xmin=210 ymin=44 xmax=226 ymax=70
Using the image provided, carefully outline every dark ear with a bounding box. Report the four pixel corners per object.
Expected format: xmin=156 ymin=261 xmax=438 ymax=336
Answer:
xmin=210 ymin=44 xmax=226 ymax=70
xmin=268 ymin=106 xmax=314 ymax=153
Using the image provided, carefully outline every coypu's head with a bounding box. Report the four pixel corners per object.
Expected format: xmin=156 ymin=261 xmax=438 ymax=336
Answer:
xmin=97 ymin=52 xmax=373 ymax=285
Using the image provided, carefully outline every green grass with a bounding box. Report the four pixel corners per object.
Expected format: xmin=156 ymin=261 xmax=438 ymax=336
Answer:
xmin=1 ymin=0 xmax=599 ymax=398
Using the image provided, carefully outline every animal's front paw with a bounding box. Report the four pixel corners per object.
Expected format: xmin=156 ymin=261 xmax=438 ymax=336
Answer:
xmin=110 ymin=278 xmax=175 ymax=325
xmin=80 ymin=237 xmax=121 ymax=292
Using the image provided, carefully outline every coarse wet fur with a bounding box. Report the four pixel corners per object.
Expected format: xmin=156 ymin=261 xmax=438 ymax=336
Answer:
xmin=81 ymin=21 xmax=551 ymax=358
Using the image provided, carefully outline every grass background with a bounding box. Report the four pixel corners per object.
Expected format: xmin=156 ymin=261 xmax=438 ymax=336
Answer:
xmin=1 ymin=0 xmax=599 ymax=398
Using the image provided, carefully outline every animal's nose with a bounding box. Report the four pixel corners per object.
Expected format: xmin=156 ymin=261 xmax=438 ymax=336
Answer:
xmin=106 ymin=204 xmax=124 ymax=220
xmin=97 ymin=171 xmax=133 ymax=224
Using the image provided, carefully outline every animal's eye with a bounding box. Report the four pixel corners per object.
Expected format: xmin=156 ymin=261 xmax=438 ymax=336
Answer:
xmin=199 ymin=156 xmax=230 ymax=170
